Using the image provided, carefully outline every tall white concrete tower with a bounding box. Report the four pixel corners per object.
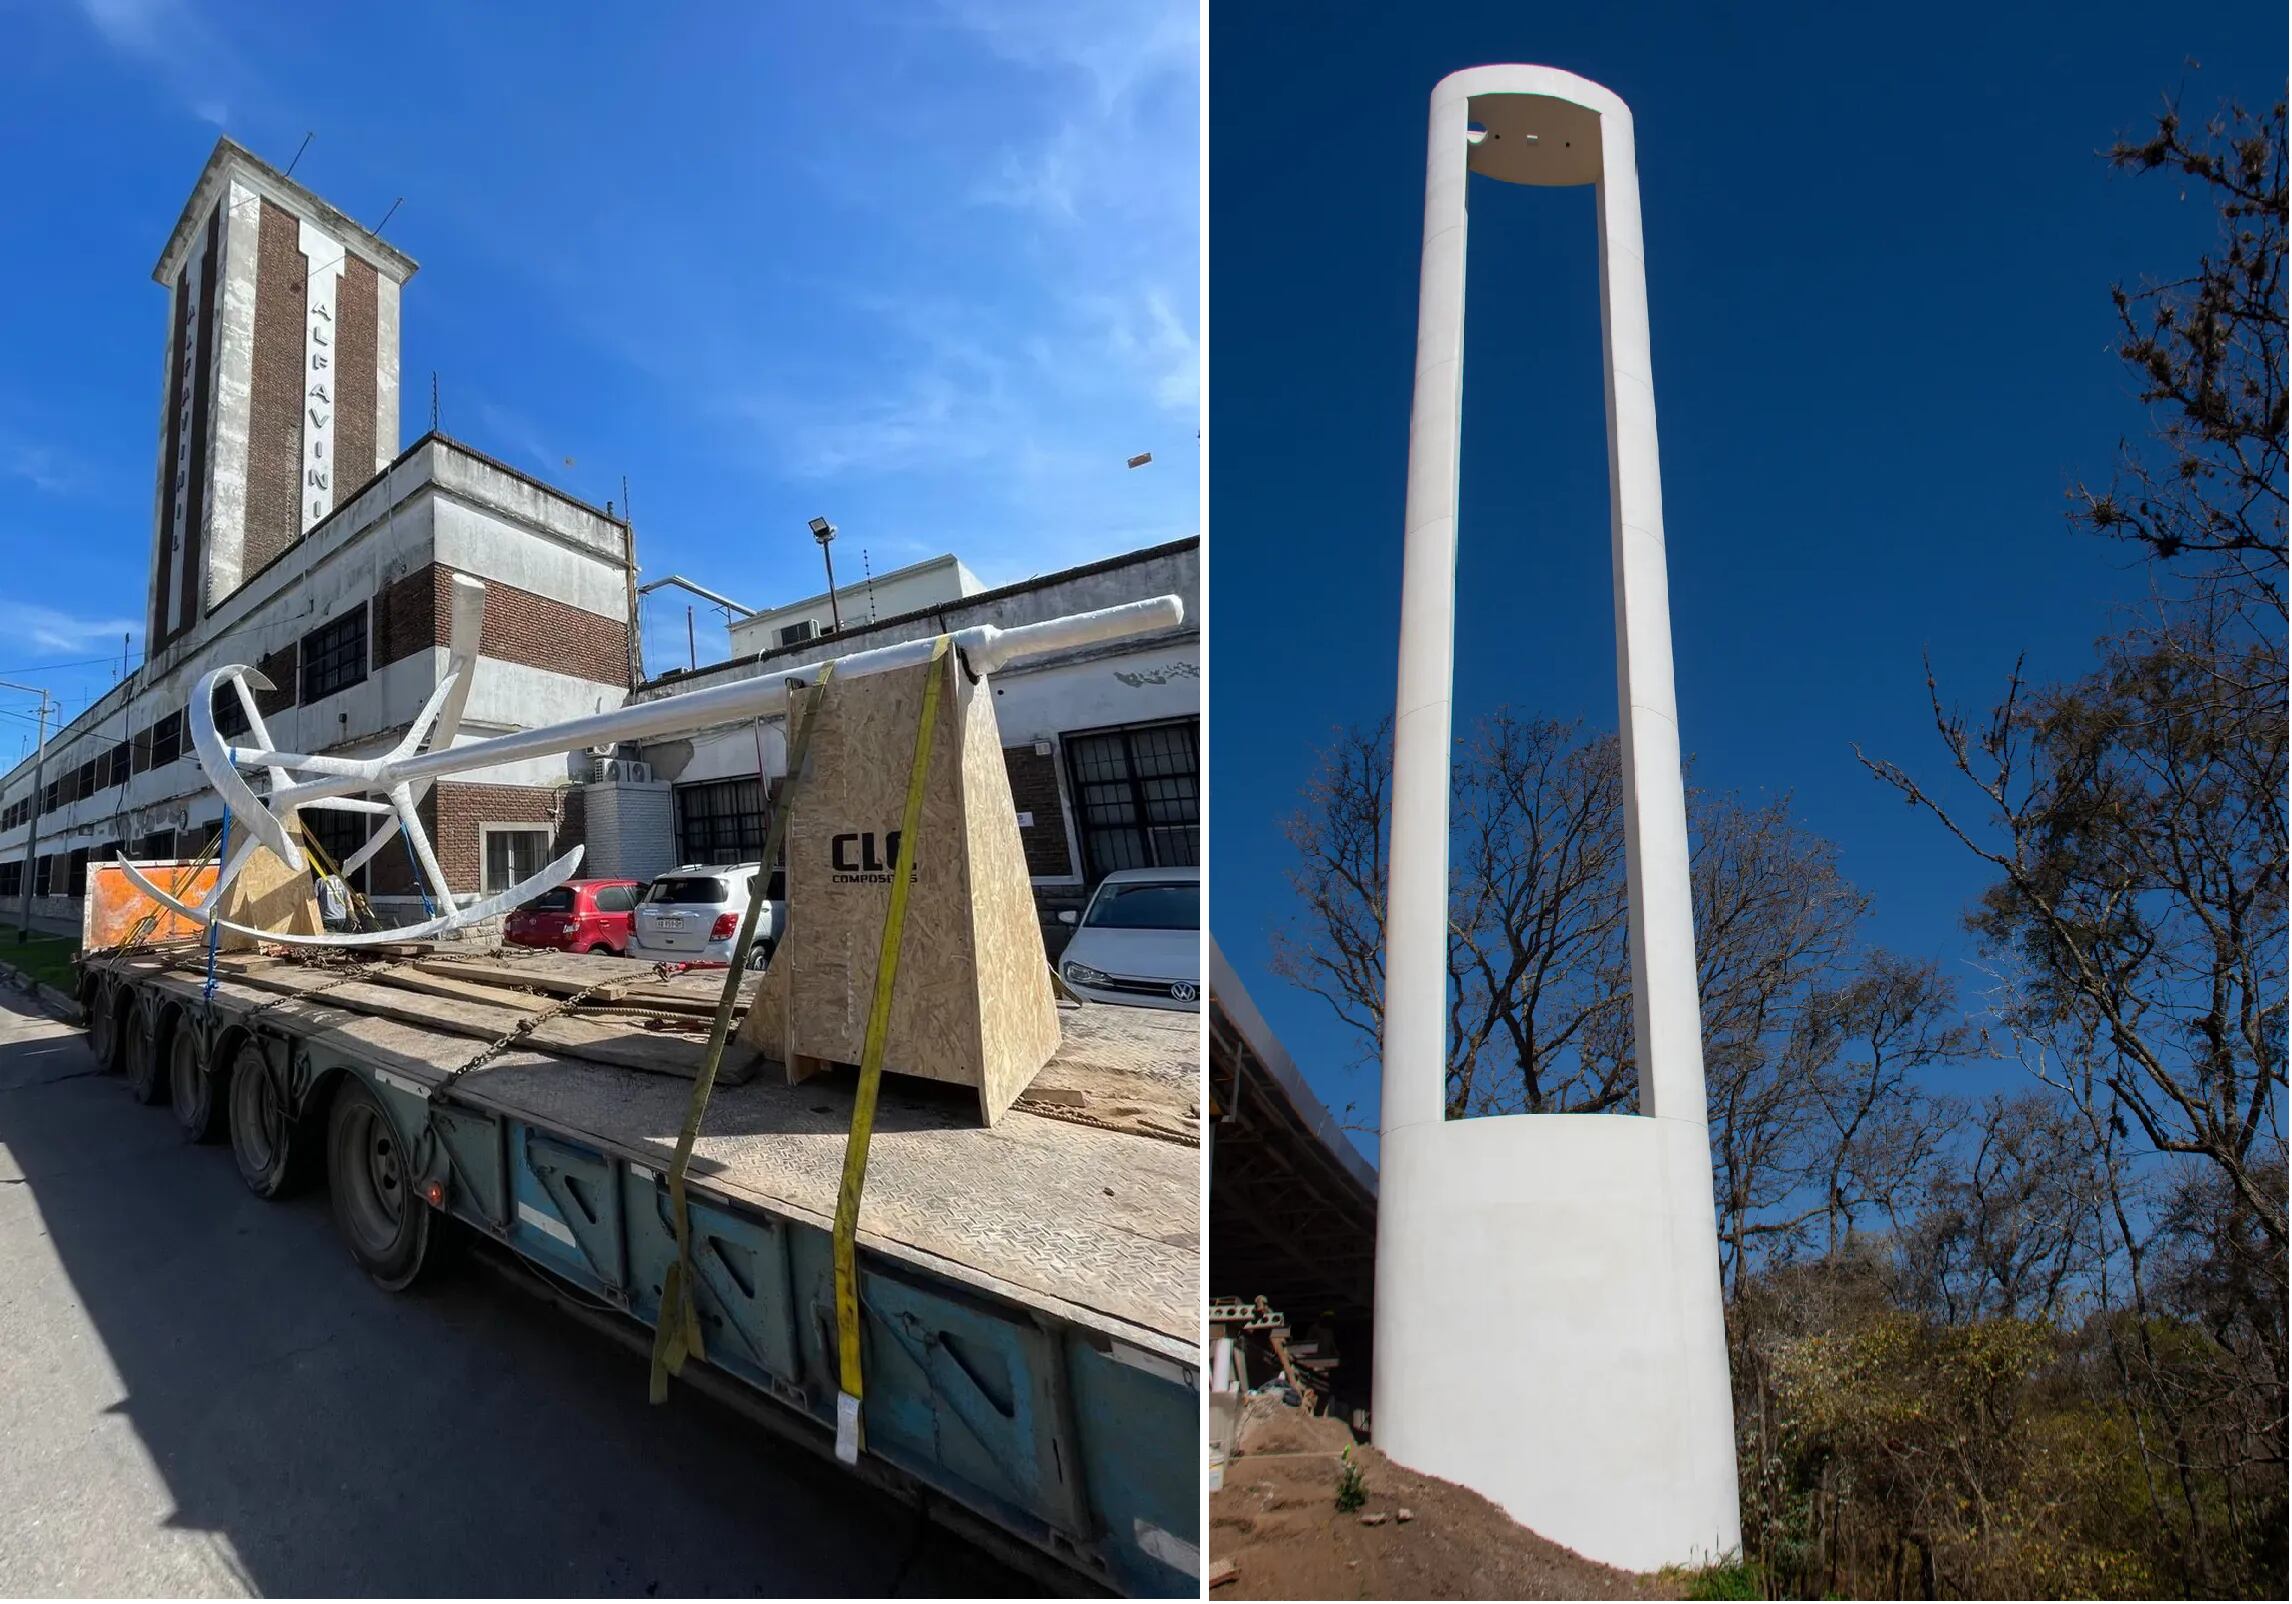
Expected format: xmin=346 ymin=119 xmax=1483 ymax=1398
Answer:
xmin=1374 ymin=65 xmax=1742 ymax=1571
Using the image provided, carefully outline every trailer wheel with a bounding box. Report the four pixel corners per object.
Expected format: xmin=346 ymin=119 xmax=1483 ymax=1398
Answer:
xmin=87 ymin=983 xmax=118 ymax=1068
xmin=328 ymin=1078 xmax=445 ymax=1292
xmin=170 ymin=1028 xmax=228 ymax=1144
xmin=229 ymin=1040 xmax=302 ymax=1199
xmin=123 ymin=1005 xmax=168 ymax=1106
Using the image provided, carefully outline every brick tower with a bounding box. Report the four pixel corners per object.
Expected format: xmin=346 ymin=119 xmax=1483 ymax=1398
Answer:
xmin=146 ymin=138 xmax=417 ymax=652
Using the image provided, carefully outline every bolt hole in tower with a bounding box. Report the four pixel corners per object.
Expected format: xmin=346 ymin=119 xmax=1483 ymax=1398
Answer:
xmin=1374 ymin=67 xmax=1743 ymax=1573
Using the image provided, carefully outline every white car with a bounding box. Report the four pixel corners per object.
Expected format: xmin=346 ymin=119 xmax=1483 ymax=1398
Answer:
xmin=628 ymin=864 xmax=785 ymax=967
xmin=1055 ymin=867 xmax=1201 ymax=1011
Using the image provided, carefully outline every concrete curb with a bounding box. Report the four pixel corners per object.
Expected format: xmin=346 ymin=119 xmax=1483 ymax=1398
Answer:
xmin=0 ymin=956 xmax=83 ymax=1026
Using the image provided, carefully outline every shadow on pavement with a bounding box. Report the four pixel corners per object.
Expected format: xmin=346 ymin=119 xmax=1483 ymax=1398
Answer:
xmin=0 ymin=991 xmax=1041 ymax=1597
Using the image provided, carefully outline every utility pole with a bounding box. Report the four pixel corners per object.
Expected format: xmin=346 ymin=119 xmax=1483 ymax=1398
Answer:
xmin=2 ymin=675 xmax=60 ymax=944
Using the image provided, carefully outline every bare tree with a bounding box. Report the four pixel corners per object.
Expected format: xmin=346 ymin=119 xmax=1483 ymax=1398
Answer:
xmin=1273 ymin=712 xmax=1965 ymax=1295
xmin=2070 ymin=96 xmax=2286 ymax=618
xmin=1800 ymin=954 xmax=1973 ymax=1259
xmin=1273 ymin=712 xmax=1633 ymax=1116
xmin=1862 ymin=601 xmax=2288 ymax=1249
xmin=1892 ymin=1091 xmax=2109 ymax=1324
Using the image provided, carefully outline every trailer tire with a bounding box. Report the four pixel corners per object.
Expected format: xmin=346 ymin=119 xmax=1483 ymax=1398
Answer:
xmin=229 ymin=1039 xmax=303 ymax=1199
xmin=328 ymin=1078 xmax=445 ymax=1292
xmin=123 ymin=1004 xmax=167 ymax=1105
xmin=88 ymin=982 xmax=119 ymax=1069
xmin=171 ymin=1027 xmax=228 ymax=1144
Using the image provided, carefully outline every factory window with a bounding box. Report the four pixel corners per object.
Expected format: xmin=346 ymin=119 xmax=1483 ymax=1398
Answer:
xmin=149 ymin=711 xmax=183 ymax=768
xmin=0 ymin=860 xmax=17 ymax=899
xmin=132 ymin=830 xmax=177 ymax=862
xmin=1064 ymin=720 xmax=1200 ymax=883
xmin=105 ymin=742 xmax=130 ymax=787
xmin=481 ymin=825 xmax=552 ymax=894
xmin=213 ymin=683 xmax=250 ymax=739
xmin=302 ymin=807 xmax=371 ymax=894
xmin=674 ymin=776 xmax=784 ymax=865
xmin=777 ymin=619 xmax=818 ymax=648
xmin=301 ymin=603 xmax=369 ymax=703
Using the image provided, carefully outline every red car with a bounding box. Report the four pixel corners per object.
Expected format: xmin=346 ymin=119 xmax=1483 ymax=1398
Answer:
xmin=503 ymin=877 xmax=643 ymax=955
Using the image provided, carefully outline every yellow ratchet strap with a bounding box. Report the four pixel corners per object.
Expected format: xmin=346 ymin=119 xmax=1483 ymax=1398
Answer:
xmin=649 ymin=661 xmax=836 ymax=1404
xmin=832 ymin=635 xmax=950 ymax=1464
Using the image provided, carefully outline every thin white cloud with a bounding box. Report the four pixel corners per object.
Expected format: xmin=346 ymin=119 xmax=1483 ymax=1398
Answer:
xmin=474 ymin=401 xmax=572 ymax=477
xmin=0 ymin=603 xmax=145 ymax=659
xmin=75 ymin=0 xmax=247 ymax=126
xmin=1 ymin=432 xmax=98 ymax=498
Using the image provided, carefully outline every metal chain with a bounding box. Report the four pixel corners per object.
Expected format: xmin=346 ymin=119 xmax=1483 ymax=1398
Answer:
xmin=434 ymin=973 xmax=623 ymax=1096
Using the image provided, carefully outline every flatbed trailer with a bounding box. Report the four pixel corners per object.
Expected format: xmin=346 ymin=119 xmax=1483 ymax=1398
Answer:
xmin=75 ymin=942 xmax=1202 ymax=1597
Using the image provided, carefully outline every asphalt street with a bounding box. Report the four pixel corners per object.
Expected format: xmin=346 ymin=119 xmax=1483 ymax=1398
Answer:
xmin=0 ymin=988 xmax=1036 ymax=1597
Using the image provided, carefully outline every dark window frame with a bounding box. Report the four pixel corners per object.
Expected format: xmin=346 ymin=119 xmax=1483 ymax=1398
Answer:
xmin=1061 ymin=719 xmax=1200 ymax=884
xmin=300 ymin=602 xmax=370 ymax=704
xmin=673 ymin=776 xmax=787 ymax=867
xmin=213 ymin=683 xmax=251 ymax=739
xmin=301 ymin=806 xmax=372 ymax=895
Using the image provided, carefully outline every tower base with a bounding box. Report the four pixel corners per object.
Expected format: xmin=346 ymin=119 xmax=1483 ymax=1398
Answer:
xmin=1372 ymin=1112 xmax=1742 ymax=1573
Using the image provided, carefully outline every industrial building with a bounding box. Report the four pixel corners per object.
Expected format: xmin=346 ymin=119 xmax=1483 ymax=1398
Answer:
xmin=0 ymin=138 xmax=1199 ymax=945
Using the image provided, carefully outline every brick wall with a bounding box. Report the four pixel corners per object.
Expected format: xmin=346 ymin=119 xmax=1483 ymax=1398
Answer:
xmin=374 ymin=562 xmax=628 ymax=686
xmin=255 ymin=642 xmax=299 ymax=714
xmin=243 ymin=197 xmax=305 ymax=583
xmin=336 ymin=255 xmax=377 ymax=488
xmin=416 ymin=780 xmax=583 ymax=896
xmin=1003 ymin=745 xmax=1073 ymax=878
xmin=374 ymin=564 xmax=435 ymax=666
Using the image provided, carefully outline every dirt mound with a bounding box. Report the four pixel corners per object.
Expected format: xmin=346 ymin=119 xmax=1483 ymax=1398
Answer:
xmin=1235 ymin=1391 xmax=1359 ymax=1457
xmin=1210 ymin=1407 xmax=1680 ymax=1600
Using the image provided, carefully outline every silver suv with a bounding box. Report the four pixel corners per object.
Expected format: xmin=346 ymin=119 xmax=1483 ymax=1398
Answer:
xmin=628 ymin=863 xmax=786 ymax=967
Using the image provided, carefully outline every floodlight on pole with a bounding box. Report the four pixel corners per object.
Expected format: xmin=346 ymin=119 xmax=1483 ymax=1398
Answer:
xmin=809 ymin=517 xmax=844 ymax=634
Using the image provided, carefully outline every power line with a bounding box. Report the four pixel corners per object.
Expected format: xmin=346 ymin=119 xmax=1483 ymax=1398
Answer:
xmin=0 ymin=652 xmax=144 ymax=676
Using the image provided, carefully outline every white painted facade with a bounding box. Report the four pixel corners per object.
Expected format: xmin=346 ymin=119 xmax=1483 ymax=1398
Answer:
xmin=1 ymin=437 xmax=633 ymax=927
xmin=643 ymin=540 xmax=1198 ymax=923
xmin=727 ymin=552 xmax=984 ymax=655
xmin=298 ymin=215 xmax=347 ymax=533
xmin=1373 ymin=66 xmax=1742 ymax=1573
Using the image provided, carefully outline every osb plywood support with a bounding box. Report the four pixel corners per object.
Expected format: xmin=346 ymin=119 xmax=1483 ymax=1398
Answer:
xmin=216 ymin=843 xmax=322 ymax=952
xmin=740 ymin=652 xmax=1060 ymax=1125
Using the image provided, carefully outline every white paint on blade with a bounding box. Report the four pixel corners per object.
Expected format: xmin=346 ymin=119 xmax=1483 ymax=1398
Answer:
xmin=1134 ymin=1518 xmax=1199 ymax=1577
xmin=517 ymin=1200 xmax=575 ymax=1247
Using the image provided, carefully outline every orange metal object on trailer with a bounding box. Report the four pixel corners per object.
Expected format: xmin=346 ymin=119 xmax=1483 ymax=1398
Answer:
xmin=81 ymin=859 xmax=218 ymax=954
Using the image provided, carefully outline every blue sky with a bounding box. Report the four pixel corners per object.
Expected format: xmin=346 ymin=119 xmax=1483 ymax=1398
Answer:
xmin=0 ymin=0 xmax=1198 ymax=756
xmin=1208 ymin=0 xmax=2285 ymax=1156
